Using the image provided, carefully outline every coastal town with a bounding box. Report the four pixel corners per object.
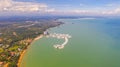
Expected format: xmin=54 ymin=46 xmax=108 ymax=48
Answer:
xmin=0 ymin=19 xmax=63 ymax=67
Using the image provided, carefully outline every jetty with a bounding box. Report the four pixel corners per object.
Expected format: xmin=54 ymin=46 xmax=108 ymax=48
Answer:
xmin=44 ymin=32 xmax=71 ymax=49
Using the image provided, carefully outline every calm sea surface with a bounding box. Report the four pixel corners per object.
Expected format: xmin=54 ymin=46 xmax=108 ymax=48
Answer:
xmin=20 ymin=18 xmax=120 ymax=67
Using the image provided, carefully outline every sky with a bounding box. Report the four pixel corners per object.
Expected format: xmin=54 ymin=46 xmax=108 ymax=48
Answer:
xmin=0 ymin=0 xmax=120 ymax=16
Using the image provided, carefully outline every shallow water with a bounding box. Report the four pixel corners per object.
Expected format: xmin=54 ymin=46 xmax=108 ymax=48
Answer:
xmin=20 ymin=18 xmax=120 ymax=67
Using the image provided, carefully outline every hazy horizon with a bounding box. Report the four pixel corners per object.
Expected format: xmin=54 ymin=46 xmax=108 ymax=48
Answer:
xmin=0 ymin=0 xmax=120 ymax=17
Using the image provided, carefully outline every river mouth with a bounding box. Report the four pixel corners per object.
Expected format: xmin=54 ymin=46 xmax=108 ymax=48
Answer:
xmin=20 ymin=18 xmax=120 ymax=67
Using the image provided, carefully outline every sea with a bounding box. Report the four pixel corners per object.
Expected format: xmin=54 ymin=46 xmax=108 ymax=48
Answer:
xmin=20 ymin=18 xmax=120 ymax=67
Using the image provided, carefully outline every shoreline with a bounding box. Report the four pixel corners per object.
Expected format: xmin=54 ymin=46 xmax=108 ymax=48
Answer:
xmin=17 ymin=34 xmax=43 ymax=67
xmin=3 ymin=63 xmax=9 ymax=67
xmin=17 ymin=21 xmax=63 ymax=67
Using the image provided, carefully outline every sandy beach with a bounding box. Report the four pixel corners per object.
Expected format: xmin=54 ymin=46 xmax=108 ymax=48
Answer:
xmin=3 ymin=63 xmax=9 ymax=67
xmin=34 ymin=35 xmax=43 ymax=41
xmin=17 ymin=35 xmax=43 ymax=67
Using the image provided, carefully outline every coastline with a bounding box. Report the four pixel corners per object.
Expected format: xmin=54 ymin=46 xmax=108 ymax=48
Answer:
xmin=17 ymin=34 xmax=43 ymax=67
xmin=3 ymin=63 xmax=9 ymax=67
xmin=17 ymin=21 xmax=63 ymax=67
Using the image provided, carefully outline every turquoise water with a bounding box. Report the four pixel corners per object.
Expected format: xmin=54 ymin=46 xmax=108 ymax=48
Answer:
xmin=20 ymin=18 xmax=120 ymax=67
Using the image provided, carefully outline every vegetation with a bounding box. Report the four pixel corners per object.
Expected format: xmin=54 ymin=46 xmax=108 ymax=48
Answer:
xmin=0 ymin=18 xmax=63 ymax=67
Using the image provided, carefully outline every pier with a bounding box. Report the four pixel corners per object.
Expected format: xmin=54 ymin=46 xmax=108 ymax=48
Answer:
xmin=44 ymin=32 xmax=71 ymax=49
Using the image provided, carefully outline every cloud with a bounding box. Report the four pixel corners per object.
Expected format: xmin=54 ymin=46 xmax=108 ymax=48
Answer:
xmin=45 ymin=8 xmax=55 ymax=13
xmin=0 ymin=0 xmax=12 ymax=9
xmin=79 ymin=3 xmax=86 ymax=7
xmin=72 ymin=10 xmax=90 ymax=14
xmin=106 ymin=3 xmax=120 ymax=7
xmin=0 ymin=0 xmax=51 ymax=12
xmin=102 ymin=8 xmax=120 ymax=15
xmin=0 ymin=0 xmax=120 ymax=16
xmin=51 ymin=8 xmax=120 ymax=16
